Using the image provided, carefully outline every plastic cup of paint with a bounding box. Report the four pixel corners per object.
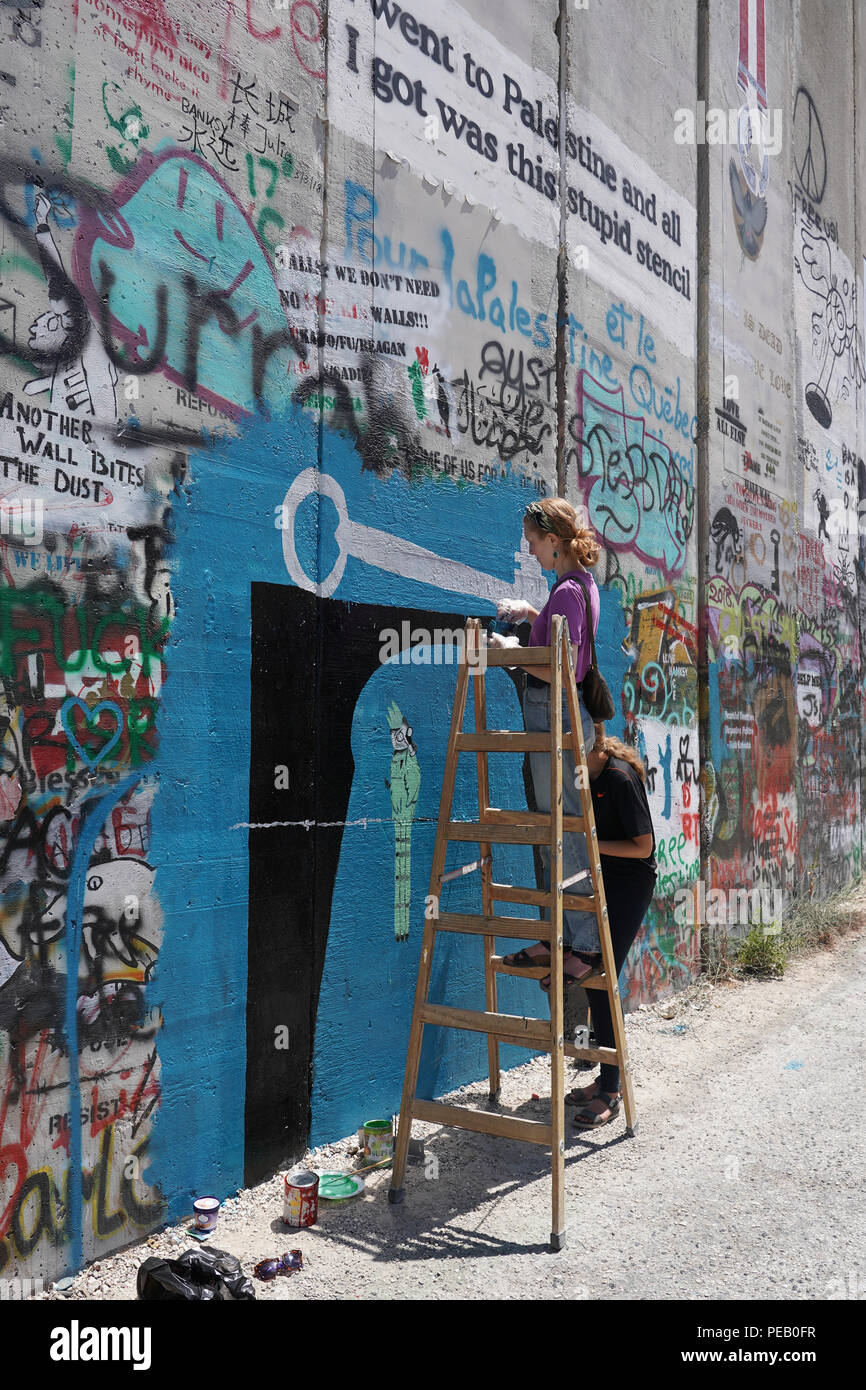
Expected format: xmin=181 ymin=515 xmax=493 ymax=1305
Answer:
xmin=193 ymin=1196 xmax=221 ymax=1231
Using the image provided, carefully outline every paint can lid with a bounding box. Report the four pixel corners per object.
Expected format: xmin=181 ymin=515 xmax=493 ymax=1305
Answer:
xmin=285 ymin=1169 xmax=318 ymax=1189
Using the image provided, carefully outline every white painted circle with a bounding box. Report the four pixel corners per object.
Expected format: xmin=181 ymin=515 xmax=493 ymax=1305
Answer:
xmin=280 ymin=468 xmax=348 ymax=598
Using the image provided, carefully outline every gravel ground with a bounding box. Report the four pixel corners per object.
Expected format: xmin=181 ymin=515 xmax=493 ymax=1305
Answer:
xmin=34 ymin=926 xmax=865 ymax=1302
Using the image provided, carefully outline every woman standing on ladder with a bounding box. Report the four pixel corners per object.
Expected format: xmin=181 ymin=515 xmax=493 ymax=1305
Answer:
xmin=489 ymin=497 xmax=603 ymax=992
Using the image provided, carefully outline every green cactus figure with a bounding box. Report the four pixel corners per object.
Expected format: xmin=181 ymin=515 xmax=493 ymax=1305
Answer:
xmin=408 ymin=358 xmax=426 ymax=421
xmin=385 ymin=701 xmax=421 ymax=942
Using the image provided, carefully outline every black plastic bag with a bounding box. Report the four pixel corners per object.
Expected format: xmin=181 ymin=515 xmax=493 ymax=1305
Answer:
xmin=137 ymin=1245 xmax=256 ymax=1300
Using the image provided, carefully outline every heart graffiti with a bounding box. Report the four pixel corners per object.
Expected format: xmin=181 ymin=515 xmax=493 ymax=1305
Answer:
xmin=60 ymin=698 xmax=124 ymax=769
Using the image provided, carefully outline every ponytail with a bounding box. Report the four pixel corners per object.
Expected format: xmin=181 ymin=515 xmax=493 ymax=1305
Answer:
xmin=592 ymin=723 xmax=648 ymax=783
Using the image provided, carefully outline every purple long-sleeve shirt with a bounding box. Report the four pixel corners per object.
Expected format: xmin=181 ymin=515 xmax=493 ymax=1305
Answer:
xmin=529 ymin=570 xmax=600 ymax=682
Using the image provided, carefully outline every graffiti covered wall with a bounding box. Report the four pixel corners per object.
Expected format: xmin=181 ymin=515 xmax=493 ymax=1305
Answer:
xmin=0 ymin=0 xmax=863 ymax=1280
xmin=706 ymin=0 xmax=865 ymax=930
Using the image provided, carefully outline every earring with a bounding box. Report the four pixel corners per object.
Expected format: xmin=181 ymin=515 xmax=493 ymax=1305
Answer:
xmin=553 ymin=549 xmax=559 ymax=558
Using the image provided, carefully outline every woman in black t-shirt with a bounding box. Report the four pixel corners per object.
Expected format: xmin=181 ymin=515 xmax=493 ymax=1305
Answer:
xmin=567 ymin=723 xmax=657 ymax=1129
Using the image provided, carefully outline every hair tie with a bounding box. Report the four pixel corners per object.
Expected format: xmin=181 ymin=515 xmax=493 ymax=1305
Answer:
xmin=524 ymin=500 xmax=555 ymax=533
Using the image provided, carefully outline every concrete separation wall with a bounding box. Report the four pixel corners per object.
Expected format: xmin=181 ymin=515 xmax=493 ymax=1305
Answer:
xmin=0 ymin=0 xmax=862 ymax=1281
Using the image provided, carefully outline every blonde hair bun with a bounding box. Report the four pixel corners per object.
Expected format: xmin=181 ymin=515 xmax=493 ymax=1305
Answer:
xmin=523 ymin=497 xmax=601 ymax=569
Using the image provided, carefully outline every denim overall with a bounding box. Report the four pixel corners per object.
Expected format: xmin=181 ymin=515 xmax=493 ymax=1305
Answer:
xmin=522 ymin=679 xmax=600 ymax=953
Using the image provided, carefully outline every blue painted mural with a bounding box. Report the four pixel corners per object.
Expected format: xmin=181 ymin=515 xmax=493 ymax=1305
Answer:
xmin=1 ymin=0 xmax=860 ymax=1290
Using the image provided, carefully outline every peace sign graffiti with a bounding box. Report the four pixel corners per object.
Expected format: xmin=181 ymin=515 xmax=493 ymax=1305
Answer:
xmin=792 ymin=87 xmax=827 ymax=205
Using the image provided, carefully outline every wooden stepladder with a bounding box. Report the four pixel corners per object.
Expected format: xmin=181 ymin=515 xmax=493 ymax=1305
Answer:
xmin=388 ymin=616 xmax=636 ymax=1251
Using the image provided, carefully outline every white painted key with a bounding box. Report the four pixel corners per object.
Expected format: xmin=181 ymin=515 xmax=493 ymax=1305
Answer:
xmin=279 ymin=468 xmax=549 ymax=607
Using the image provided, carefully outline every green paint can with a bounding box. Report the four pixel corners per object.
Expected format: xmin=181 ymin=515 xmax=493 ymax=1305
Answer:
xmin=362 ymin=1118 xmax=393 ymax=1165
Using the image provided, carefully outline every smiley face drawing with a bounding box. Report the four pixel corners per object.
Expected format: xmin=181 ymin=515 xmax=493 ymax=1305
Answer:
xmin=75 ymin=151 xmax=294 ymax=416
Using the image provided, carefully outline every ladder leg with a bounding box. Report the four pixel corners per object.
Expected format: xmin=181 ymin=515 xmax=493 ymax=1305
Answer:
xmin=390 ymin=644 xmax=472 ymax=1203
xmin=390 ymin=920 xmax=437 ymax=1201
xmin=483 ymin=940 xmax=500 ymax=1098
xmin=471 ymin=633 xmax=499 ymax=1099
xmin=562 ymin=626 xmax=639 ymax=1142
xmin=622 ymin=1061 xmax=638 ymax=1137
xmin=609 ymin=972 xmax=638 ymax=1137
xmin=549 ymin=618 xmax=566 ymax=1251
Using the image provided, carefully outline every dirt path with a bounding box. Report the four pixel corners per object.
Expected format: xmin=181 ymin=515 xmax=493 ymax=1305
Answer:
xmin=43 ymin=928 xmax=865 ymax=1301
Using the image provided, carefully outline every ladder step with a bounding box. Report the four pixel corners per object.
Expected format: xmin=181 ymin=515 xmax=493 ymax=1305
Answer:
xmin=421 ymin=1002 xmax=551 ymax=1044
xmin=434 ymin=912 xmax=556 ymax=940
xmin=484 ymin=809 xmax=585 ymax=830
xmin=490 ymin=882 xmax=596 ymax=912
xmin=412 ymin=1099 xmax=553 ymax=1146
xmin=491 ymin=955 xmax=547 ymax=978
xmin=488 ymin=960 xmax=607 ymax=988
xmin=482 ymin=647 xmax=551 ymax=667
xmin=564 ymin=1043 xmax=620 ymax=1065
xmin=447 ymin=817 xmax=585 ymax=844
xmin=488 ymin=1034 xmax=620 ymax=1066
xmin=492 ymin=956 xmax=606 ymax=989
xmin=577 ymin=972 xmax=608 ymax=991
xmin=456 ymin=731 xmax=551 ymax=752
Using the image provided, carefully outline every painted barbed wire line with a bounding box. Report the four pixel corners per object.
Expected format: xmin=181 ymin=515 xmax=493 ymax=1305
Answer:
xmin=794 ymin=223 xmax=865 ymax=430
xmin=232 ymin=815 xmax=442 ymax=830
xmin=568 ymin=371 xmax=695 ymax=580
xmin=385 ymin=702 xmax=420 ymax=944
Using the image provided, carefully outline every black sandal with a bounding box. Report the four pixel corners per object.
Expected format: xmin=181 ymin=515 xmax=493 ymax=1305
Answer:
xmin=573 ymin=1089 xmax=621 ymax=1128
xmin=539 ymin=954 xmax=592 ymax=993
xmin=502 ymin=944 xmax=551 ymax=968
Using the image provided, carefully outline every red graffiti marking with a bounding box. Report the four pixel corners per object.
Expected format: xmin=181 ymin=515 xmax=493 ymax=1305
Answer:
xmin=291 ymin=1 xmax=325 ymax=79
xmin=88 ymin=1054 xmax=160 ymax=1140
xmin=219 ymin=0 xmax=282 ymax=98
xmin=752 ymin=797 xmax=798 ymax=857
xmin=110 ymin=802 xmax=151 ymax=858
xmin=650 ymin=608 xmax=698 ymax=642
xmin=115 ymin=0 xmax=179 ymax=53
xmin=246 ymin=0 xmax=280 ymax=42
xmin=0 ymin=1034 xmax=61 ymax=1239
